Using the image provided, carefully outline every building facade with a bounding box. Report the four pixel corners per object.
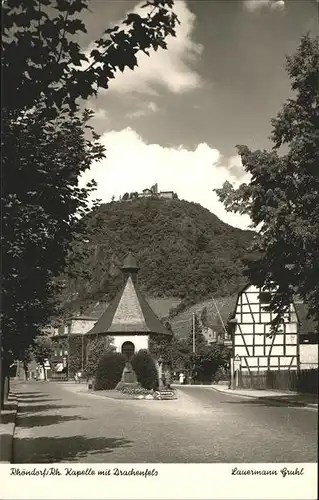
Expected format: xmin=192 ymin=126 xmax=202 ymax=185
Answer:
xmin=86 ymin=252 xmax=172 ymax=363
xmin=231 ymin=284 xmax=299 ymax=373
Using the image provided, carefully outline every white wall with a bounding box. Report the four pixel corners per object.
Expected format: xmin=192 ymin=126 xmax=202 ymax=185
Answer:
xmin=300 ymin=344 xmax=318 ymax=369
xmin=113 ymin=335 xmax=149 ymax=355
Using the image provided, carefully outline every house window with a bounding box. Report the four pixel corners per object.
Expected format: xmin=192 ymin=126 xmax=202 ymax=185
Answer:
xmin=300 ymin=333 xmax=318 ymax=344
xmin=259 ymin=292 xmax=272 ymax=304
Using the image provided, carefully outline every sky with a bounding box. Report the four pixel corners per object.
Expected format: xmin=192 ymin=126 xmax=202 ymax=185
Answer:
xmin=78 ymin=0 xmax=318 ymax=230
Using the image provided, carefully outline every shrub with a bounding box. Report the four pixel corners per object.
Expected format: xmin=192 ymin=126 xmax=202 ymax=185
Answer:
xmin=94 ymin=351 xmax=126 ymax=390
xmin=213 ymin=366 xmax=230 ymax=383
xmin=131 ymin=349 xmax=159 ymax=390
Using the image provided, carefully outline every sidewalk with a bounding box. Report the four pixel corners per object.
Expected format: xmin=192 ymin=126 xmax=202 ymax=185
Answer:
xmin=0 ymin=392 xmax=18 ymax=463
xmin=211 ymin=384 xmax=318 ymax=408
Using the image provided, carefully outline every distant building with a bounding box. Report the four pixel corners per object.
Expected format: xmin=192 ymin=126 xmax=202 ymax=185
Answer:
xmin=202 ymin=325 xmax=231 ymax=346
xmin=138 ymin=188 xmax=153 ymax=198
xmin=136 ymin=183 xmax=176 ymax=200
xmin=159 ymin=191 xmax=175 ymax=199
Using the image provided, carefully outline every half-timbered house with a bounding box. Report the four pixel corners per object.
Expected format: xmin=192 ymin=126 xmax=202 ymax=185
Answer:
xmin=231 ymin=284 xmax=299 ymax=374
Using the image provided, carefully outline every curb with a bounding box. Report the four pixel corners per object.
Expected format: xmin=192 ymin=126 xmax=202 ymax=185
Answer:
xmin=0 ymin=393 xmax=18 ymax=463
xmin=211 ymin=386 xmax=318 ymax=409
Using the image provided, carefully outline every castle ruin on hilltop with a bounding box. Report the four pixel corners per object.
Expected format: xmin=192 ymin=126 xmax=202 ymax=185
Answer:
xmin=119 ymin=183 xmax=178 ymax=201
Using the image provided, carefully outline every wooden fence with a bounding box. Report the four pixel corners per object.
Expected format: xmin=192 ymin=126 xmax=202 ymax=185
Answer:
xmin=239 ymin=368 xmax=318 ymax=394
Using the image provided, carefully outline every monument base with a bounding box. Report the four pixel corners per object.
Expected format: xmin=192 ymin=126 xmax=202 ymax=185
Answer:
xmin=121 ymin=362 xmax=137 ymax=384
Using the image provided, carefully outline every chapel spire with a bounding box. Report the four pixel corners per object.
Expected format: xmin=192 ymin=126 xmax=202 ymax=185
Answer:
xmin=121 ymin=251 xmax=139 ymax=284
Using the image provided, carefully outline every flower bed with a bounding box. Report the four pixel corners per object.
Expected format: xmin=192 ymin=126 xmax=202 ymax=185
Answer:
xmin=115 ymin=381 xmax=154 ymax=397
xmin=115 ymin=382 xmax=177 ymax=400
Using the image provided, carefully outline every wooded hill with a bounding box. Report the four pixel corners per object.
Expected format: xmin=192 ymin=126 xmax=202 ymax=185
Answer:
xmin=58 ymin=198 xmax=255 ymax=319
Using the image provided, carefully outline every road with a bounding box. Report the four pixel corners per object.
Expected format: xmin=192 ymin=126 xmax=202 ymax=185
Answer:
xmin=12 ymin=381 xmax=317 ymax=463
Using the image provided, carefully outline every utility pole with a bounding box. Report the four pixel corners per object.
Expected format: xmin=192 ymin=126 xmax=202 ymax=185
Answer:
xmin=192 ymin=313 xmax=196 ymax=353
xmin=81 ymin=335 xmax=84 ymax=372
xmin=0 ymin=329 xmax=3 ymax=416
xmin=67 ymin=332 xmax=70 ymax=381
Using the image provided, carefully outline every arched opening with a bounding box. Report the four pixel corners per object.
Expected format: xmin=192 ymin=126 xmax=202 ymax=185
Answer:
xmin=121 ymin=341 xmax=135 ymax=362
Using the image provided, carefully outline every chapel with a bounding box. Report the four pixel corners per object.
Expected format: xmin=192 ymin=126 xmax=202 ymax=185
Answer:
xmin=86 ymin=252 xmax=172 ymax=366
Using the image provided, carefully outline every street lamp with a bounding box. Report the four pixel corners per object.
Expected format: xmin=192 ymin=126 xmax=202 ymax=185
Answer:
xmin=227 ymin=318 xmax=238 ymax=389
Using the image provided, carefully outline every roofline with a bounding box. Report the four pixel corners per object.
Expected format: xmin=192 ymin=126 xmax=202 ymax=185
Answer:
xmin=66 ymin=316 xmax=97 ymax=321
xmin=85 ymin=330 xmax=172 ymax=337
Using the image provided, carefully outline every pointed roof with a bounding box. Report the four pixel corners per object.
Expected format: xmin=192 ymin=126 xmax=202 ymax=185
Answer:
xmin=122 ymin=252 xmax=139 ymax=271
xmin=86 ymin=274 xmax=171 ymax=337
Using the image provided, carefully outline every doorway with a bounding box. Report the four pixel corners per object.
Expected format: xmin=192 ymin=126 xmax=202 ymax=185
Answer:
xmin=121 ymin=341 xmax=135 ymax=362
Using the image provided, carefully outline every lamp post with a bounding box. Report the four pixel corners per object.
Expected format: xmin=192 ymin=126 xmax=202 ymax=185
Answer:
xmin=228 ymin=318 xmax=238 ymax=390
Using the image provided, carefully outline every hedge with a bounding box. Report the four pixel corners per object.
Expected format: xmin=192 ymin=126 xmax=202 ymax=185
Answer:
xmin=131 ymin=349 xmax=159 ymax=390
xmin=94 ymin=351 xmax=126 ymax=390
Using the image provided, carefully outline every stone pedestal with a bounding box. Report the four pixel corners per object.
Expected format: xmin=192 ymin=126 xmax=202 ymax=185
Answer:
xmin=121 ymin=362 xmax=137 ymax=384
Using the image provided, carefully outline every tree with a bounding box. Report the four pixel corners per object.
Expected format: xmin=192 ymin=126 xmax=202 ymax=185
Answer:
xmin=192 ymin=344 xmax=230 ymax=383
xmin=187 ymin=313 xmax=207 ymax=353
xmin=2 ymin=0 xmax=179 ymax=118
xmin=215 ymin=34 xmax=319 ymax=330
xmin=2 ymin=110 xmax=104 ymax=360
xmin=31 ymin=335 xmax=54 ymax=380
xmin=86 ymin=336 xmax=115 ymax=379
xmin=1 ymin=0 xmax=179 ymax=407
xmin=21 ymin=348 xmax=32 ymax=381
xmin=170 ymin=337 xmax=192 ymax=373
xmin=200 ymin=307 xmax=208 ymax=327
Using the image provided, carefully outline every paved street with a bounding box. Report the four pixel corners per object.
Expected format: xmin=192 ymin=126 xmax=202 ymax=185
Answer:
xmin=12 ymin=381 xmax=317 ymax=463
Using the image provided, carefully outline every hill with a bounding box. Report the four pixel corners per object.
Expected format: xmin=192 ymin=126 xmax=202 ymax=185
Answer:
xmin=58 ymin=197 xmax=255 ymax=317
xmin=169 ymin=294 xmax=239 ymax=339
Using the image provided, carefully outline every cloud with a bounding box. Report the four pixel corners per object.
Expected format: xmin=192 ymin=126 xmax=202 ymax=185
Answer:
xmin=99 ymin=0 xmax=203 ymax=95
xmin=243 ymin=0 xmax=285 ymax=12
xmin=127 ymin=101 xmax=160 ymax=119
xmin=224 ymin=155 xmax=248 ymax=182
xmin=85 ymin=99 xmax=109 ymax=121
xmin=79 ymin=128 xmax=252 ymax=230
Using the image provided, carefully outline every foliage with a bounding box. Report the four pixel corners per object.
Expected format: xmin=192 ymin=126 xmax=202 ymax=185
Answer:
xmin=148 ymin=331 xmax=173 ymax=364
xmin=212 ymin=366 xmax=230 ymax=383
xmin=170 ymin=338 xmax=193 ymax=372
xmin=115 ymin=381 xmax=153 ymax=396
xmin=131 ymin=349 xmax=159 ymax=390
xmin=94 ymin=351 xmax=126 ymax=390
xmin=2 ymin=0 xmax=179 ymax=364
xmin=187 ymin=313 xmax=207 ymax=352
xmin=2 ymin=0 xmax=179 ymax=118
xmin=215 ymin=35 xmax=319 ymax=330
xmin=86 ymin=335 xmax=115 ymax=378
xmin=68 ymin=336 xmax=84 ymax=377
xmin=192 ymin=345 xmax=230 ymax=383
xmin=30 ymin=335 xmax=54 ymax=380
xmin=2 ymin=108 xmax=104 ymax=360
xmin=58 ymin=198 xmax=255 ymax=314
xmin=200 ymin=307 xmax=209 ymax=327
